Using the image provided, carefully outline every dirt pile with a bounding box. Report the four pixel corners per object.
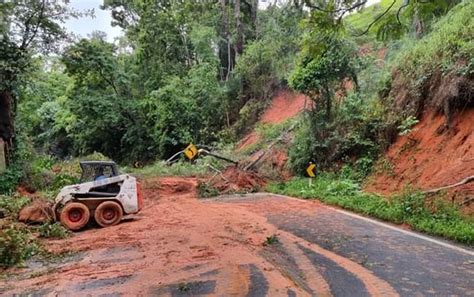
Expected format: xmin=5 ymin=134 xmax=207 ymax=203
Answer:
xmin=366 ymin=109 xmax=474 ymax=211
xmin=18 ymin=198 xmax=54 ymax=224
xmin=207 ymin=166 xmax=266 ymax=194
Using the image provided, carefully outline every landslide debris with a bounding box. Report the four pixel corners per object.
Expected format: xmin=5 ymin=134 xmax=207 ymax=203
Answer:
xmin=18 ymin=198 xmax=54 ymax=224
xmin=204 ymin=166 xmax=266 ymax=195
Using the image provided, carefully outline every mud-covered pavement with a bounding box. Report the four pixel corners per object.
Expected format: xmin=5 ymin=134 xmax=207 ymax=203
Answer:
xmin=1 ymin=177 xmax=473 ymax=296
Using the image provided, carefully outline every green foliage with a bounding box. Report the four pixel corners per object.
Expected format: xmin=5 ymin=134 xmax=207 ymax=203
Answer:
xmin=267 ymin=176 xmax=474 ymax=245
xmin=344 ymin=0 xmax=404 ymax=40
xmin=0 ymin=0 xmax=80 ymax=91
xmin=232 ymin=99 xmax=267 ymax=137
xmin=263 ymin=234 xmax=280 ymax=246
xmin=288 ymin=92 xmax=386 ymax=176
xmin=197 ymin=182 xmax=220 ymax=198
xmin=238 ymin=118 xmax=298 ymax=156
xmin=37 ymin=223 xmax=70 ymax=239
xmin=0 ymin=165 xmax=23 ymax=195
xmin=395 ymin=1 xmax=474 ymax=80
xmin=289 ymin=34 xmax=360 ymax=118
xmin=0 ymin=195 xmax=30 ymax=216
xmin=236 ymin=5 xmax=303 ymax=100
xmin=398 ymin=116 xmax=419 ymax=135
xmin=129 ymin=154 xmax=230 ymax=178
xmin=0 ymin=224 xmax=40 ymax=268
xmin=344 ymin=0 xmax=460 ymax=41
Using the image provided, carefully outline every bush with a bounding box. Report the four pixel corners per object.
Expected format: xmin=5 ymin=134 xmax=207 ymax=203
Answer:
xmin=0 ymin=195 xmax=31 ymax=217
xmin=0 ymin=225 xmax=40 ymax=267
xmin=288 ymin=95 xmax=384 ymax=176
xmin=38 ymin=222 xmax=70 ymax=239
xmin=232 ymin=99 xmax=266 ymax=137
xmin=0 ymin=165 xmax=23 ymax=195
xmin=197 ymin=182 xmax=220 ymax=198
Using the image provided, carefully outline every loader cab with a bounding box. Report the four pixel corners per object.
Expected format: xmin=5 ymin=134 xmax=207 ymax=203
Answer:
xmin=80 ymin=161 xmax=119 ymax=183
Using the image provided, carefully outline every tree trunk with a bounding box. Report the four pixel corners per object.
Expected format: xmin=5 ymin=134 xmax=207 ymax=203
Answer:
xmin=235 ymin=0 xmax=243 ymax=56
xmin=323 ymin=86 xmax=332 ymax=119
xmin=0 ymin=91 xmax=14 ymax=166
xmin=413 ymin=12 xmax=424 ymax=39
xmin=250 ymin=0 xmax=258 ymax=40
xmin=220 ymin=0 xmax=234 ymax=80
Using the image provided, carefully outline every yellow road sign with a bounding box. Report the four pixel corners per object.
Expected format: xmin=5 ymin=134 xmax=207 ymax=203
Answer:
xmin=184 ymin=143 xmax=198 ymax=160
xmin=306 ymin=163 xmax=316 ymax=178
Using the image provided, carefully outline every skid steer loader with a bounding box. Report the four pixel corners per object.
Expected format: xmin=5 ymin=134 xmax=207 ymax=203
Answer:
xmin=53 ymin=161 xmax=143 ymax=231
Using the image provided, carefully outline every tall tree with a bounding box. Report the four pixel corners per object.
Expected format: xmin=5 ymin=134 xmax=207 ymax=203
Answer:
xmin=235 ymin=0 xmax=243 ymax=56
xmin=219 ymin=0 xmax=234 ymax=80
xmin=0 ymin=0 xmax=81 ymax=164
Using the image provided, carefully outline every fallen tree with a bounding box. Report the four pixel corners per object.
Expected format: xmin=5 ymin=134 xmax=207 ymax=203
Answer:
xmin=424 ymin=175 xmax=474 ymax=194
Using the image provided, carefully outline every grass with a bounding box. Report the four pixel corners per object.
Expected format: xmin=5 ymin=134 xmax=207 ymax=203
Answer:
xmin=263 ymin=234 xmax=280 ymax=246
xmin=267 ymin=175 xmax=474 ymax=246
xmin=344 ymin=0 xmax=403 ymax=36
xmin=395 ymin=1 xmax=474 ymax=80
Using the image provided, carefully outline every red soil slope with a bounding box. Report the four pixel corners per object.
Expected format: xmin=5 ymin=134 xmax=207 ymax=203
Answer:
xmin=260 ymin=90 xmax=308 ymax=124
xmin=366 ymin=109 xmax=474 ymax=204
xmin=237 ymin=90 xmax=308 ymax=151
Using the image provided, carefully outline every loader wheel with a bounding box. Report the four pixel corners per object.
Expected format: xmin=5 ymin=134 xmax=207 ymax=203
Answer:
xmin=94 ymin=201 xmax=123 ymax=228
xmin=60 ymin=202 xmax=90 ymax=231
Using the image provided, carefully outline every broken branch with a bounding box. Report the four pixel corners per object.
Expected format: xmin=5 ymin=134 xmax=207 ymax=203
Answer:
xmin=424 ymin=175 xmax=474 ymax=194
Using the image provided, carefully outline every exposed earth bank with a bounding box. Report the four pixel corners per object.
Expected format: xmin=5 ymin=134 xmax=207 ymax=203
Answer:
xmin=366 ymin=109 xmax=474 ymax=214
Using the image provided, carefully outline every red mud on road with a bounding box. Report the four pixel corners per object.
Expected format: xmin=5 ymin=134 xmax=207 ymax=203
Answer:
xmin=1 ymin=177 xmax=397 ymax=296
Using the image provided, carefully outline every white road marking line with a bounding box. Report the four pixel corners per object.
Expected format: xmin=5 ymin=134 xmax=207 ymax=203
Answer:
xmin=331 ymin=207 xmax=474 ymax=256
xmin=234 ymin=193 xmax=474 ymax=256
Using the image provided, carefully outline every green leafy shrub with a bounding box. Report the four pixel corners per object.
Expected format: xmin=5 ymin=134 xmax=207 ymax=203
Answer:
xmin=51 ymin=174 xmax=79 ymax=191
xmin=395 ymin=1 xmax=474 ymax=79
xmin=0 ymin=165 xmax=23 ymax=195
xmin=288 ymin=93 xmax=385 ymax=176
xmin=0 ymin=225 xmax=40 ymax=267
xmin=397 ymin=116 xmax=419 ymax=135
xmin=130 ymin=156 xmax=227 ymax=178
xmin=38 ymin=223 xmax=70 ymax=239
xmin=232 ymin=99 xmax=266 ymax=137
xmin=197 ymin=182 xmax=220 ymax=198
xmin=0 ymin=195 xmax=31 ymax=217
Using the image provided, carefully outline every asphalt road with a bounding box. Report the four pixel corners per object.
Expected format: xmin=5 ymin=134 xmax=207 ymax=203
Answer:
xmin=213 ymin=193 xmax=474 ymax=297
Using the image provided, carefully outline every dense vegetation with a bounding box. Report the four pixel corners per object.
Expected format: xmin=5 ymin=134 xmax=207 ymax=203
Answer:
xmin=1 ymin=0 xmax=473 ymax=266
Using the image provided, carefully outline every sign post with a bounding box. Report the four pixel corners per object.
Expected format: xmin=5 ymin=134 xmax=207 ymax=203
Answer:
xmin=184 ymin=143 xmax=198 ymax=160
xmin=306 ymin=162 xmax=316 ymax=187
